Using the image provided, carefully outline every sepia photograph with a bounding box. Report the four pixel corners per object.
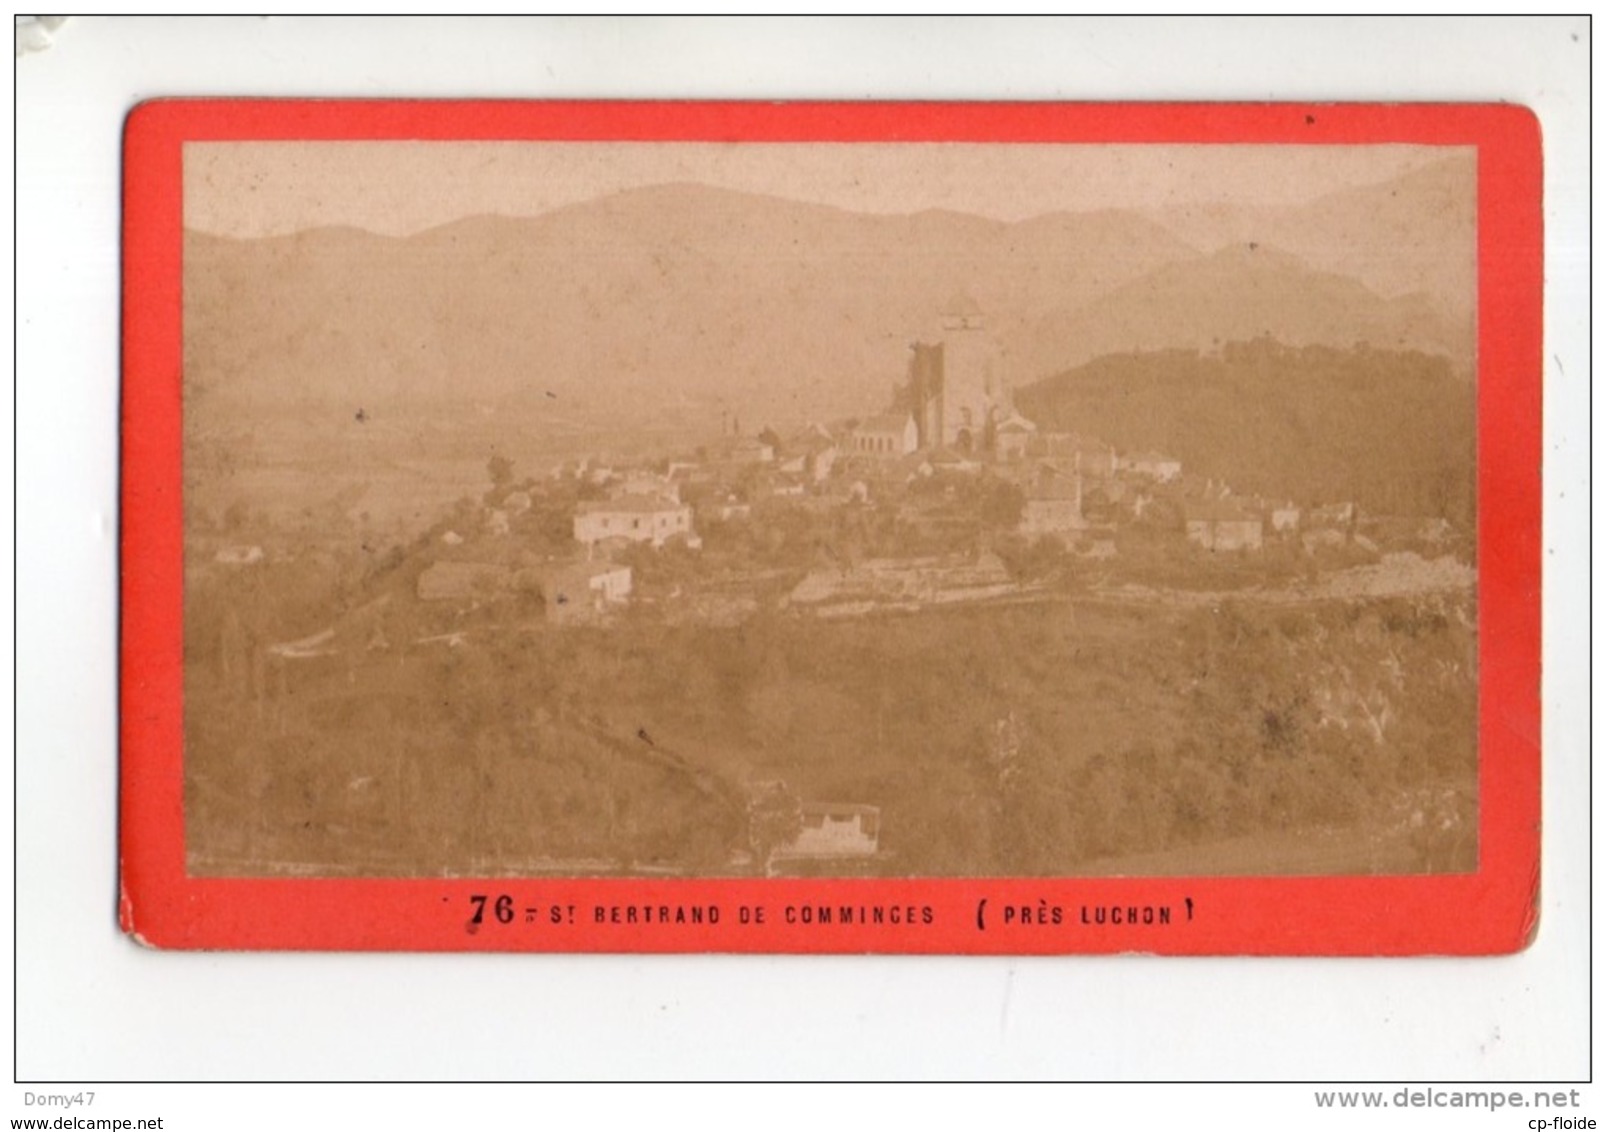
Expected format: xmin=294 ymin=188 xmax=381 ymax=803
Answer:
xmin=26 ymin=14 xmax=1575 ymax=1103
xmin=179 ymin=135 xmax=1481 ymax=883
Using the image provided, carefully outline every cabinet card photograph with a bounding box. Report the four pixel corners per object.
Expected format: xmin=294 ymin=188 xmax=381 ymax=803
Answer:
xmin=120 ymin=101 xmax=1540 ymax=953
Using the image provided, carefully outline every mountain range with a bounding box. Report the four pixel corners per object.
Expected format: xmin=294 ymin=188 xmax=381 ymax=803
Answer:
xmin=184 ymin=157 xmax=1475 ymax=432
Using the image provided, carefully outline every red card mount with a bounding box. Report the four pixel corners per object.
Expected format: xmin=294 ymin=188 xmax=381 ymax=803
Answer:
xmin=120 ymin=100 xmax=1540 ymax=954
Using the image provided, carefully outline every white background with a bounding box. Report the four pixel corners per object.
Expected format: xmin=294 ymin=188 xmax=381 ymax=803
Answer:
xmin=9 ymin=12 xmax=1592 ymax=1107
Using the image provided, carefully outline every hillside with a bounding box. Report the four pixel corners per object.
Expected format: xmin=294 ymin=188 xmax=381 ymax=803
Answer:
xmin=1019 ymin=242 xmax=1467 ymax=377
xmin=1015 ymin=339 xmax=1476 ymax=524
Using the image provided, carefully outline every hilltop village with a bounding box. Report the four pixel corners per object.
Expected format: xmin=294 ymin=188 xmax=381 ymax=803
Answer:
xmin=208 ymin=297 xmax=1457 ymax=647
xmin=186 ymin=298 xmax=1476 ymax=880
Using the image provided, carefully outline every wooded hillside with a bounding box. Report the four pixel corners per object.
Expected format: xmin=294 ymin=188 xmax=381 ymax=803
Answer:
xmin=1016 ymin=339 xmax=1476 ymax=525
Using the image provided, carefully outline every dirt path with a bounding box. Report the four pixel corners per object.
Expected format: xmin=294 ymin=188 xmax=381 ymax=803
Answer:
xmin=1091 ymin=552 xmax=1474 ymax=610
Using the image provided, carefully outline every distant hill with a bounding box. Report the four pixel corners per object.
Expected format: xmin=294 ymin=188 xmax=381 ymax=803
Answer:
xmin=1015 ymin=339 xmax=1475 ymax=523
xmin=1148 ymin=154 xmax=1477 ymax=329
xmin=1017 ymin=242 xmax=1467 ymax=379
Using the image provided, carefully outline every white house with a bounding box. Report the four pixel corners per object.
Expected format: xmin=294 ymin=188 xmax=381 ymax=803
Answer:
xmin=614 ymin=474 xmax=680 ymax=502
xmin=541 ymin=562 xmax=632 ymax=622
xmin=1121 ymin=450 xmax=1183 ymax=482
xmin=214 ymin=545 xmax=264 ymax=566
xmin=994 ymin=411 xmax=1037 ymax=461
xmin=849 ymin=413 xmax=919 ymax=458
xmin=573 ymin=494 xmax=696 ymax=549
xmin=1184 ymin=499 xmax=1264 ymax=552
xmin=1018 ymin=474 xmax=1087 ymax=538
xmin=1268 ymin=501 xmax=1302 ymax=533
xmin=773 ymin=804 xmax=880 ymax=860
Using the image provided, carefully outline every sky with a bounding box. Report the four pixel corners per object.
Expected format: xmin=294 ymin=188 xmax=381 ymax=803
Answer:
xmin=184 ymin=141 xmax=1460 ymax=238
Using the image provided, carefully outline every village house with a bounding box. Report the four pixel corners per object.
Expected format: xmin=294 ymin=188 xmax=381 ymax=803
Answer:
xmin=1184 ymin=499 xmax=1265 ymax=552
xmin=1268 ymin=501 xmax=1302 ymax=533
xmin=213 ymin=544 xmax=264 ymax=566
xmin=790 ymin=421 xmax=836 ymax=448
xmin=1310 ymin=501 xmax=1359 ymax=528
xmin=801 ymin=477 xmax=870 ymax=513
xmin=766 ymin=476 xmax=807 ymax=499
xmin=778 ymin=423 xmax=840 ymax=482
xmin=540 ymin=561 xmax=632 ymax=624
xmin=993 ymin=411 xmax=1038 ymax=462
xmin=1120 ymin=450 xmax=1183 ymax=482
xmin=1018 ymin=472 xmax=1088 ymax=539
xmin=772 ymin=804 xmax=881 ymax=861
xmin=697 ymin=493 xmax=752 ymax=523
xmin=1079 ymin=478 xmax=1132 ymax=525
xmin=848 ymin=413 xmax=919 ymax=458
xmin=704 ymin=435 xmax=774 ymax=467
xmin=613 ymin=473 xmax=681 ymax=502
xmin=667 ymin=463 xmax=719 ymax=504
xmin=735 ymin=436 xmax=775 ymax=465
xmin=573 ymin=494 xmax=697 ymax=550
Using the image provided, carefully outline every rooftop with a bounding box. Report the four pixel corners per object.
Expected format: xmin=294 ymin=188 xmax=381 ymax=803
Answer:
xmin=799 ymin=803 xmax=881 ymax=819
xmin=576 ymin=495 xmax=687 ymax=516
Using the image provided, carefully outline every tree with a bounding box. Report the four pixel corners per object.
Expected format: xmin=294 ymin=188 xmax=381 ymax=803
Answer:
xmin=978 ymin=479 xmax=1025 ymax=530
xmin=486 ymin=454 xmax=515 ymax=492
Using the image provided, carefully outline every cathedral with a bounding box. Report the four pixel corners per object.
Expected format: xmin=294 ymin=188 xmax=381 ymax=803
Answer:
xmin=901 ymin=294 xmax=1026 ymax=455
